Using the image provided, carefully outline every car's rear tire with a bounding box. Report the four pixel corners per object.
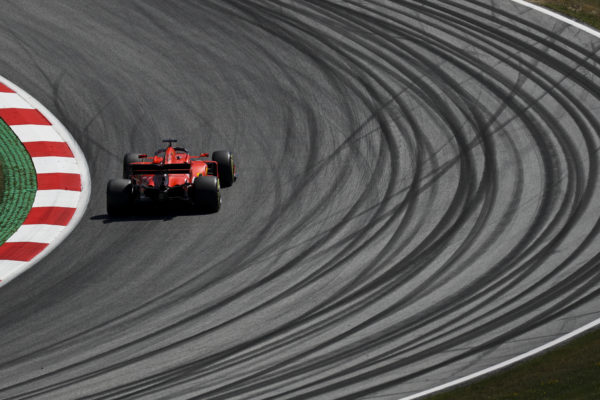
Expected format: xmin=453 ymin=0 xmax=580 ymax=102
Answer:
xmin=192 ymin=176 xmax=221 ymax=213
xmin=123 ymin=153 xmax=141 ymax=179
xmin=107 ymin=179 xmax=133 ymax=216
xmin=212 ymin=151 xmax=235 ymax=187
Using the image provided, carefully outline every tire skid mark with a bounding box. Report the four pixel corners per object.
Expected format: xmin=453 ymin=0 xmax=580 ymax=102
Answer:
xmin=69 ymin=1 xmax=592 ymax=398
xmin=10 ymin=0 xmax=592 ymax=396
xmin=170 ymin=1 xmax=600 ymax=399
xmin=2 ymin=1 xmax=600 ymax=399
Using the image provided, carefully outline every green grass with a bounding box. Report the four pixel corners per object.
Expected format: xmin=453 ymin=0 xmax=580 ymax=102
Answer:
xmin=0 ymin=118 xmax=37 ymax=245
xmin=0 ymin=162 xmax=3 ymax=203
xmin=426 ymin=327 xmax=600 ymax=399
xmin=425 ymin=2 xmax=600 ymax=399
xmin=531 ymin=0 xmax=600 ymax=29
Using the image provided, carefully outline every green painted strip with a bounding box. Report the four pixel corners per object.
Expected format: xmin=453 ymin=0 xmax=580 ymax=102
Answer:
xmin=0 ymin=118 xmax=37 ymax=246
xmin=0 ymin=160 xmax=4 ymax=204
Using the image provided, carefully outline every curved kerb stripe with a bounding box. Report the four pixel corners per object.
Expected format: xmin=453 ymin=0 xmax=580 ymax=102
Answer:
xmin=398 ymin=2 xmax=600 ymax=399
xmin=0 ymin=78 xmax=90 ymax=286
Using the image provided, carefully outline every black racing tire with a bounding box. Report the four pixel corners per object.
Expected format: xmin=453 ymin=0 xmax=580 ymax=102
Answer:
xmin=192 ymin=176 xmax=221 ymax=213
xmin=123 ymin=153 xmax=141 ymax=179
xmin=212 ymin=150 xmax=235 ymax=187
xmin=107 ymin=178 xmax=133 ymax=216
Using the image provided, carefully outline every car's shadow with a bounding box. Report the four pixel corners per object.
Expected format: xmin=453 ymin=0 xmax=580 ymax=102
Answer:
xmin=91 ymin=201 xmax=215 ymax=223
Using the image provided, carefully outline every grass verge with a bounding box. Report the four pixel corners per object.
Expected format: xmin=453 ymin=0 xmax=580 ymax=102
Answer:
xmin=426 ymin=1 xmax=600 ymax=399
xmin=426 ymin=327 xmax=600 ymax=399
xmin=0 ymin=118 xmax=37 ymax=246
xmin=0 ymin=162 xmax=3 ymax=204
xmin=530 ymin=0 xmax=600 ymax=29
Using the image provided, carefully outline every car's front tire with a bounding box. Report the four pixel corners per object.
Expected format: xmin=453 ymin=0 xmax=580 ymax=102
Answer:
xmin=212 ymin=151 xmax=235 ymax=187
xmin=192 ymin=176 xmax=221 ymax=213
xmin=107 ymin=178 xmax=133 ymax=216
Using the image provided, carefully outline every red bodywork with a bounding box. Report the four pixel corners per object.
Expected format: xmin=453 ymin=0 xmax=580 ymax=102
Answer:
xmin=127 ymin=146 xmax=217 ymax=201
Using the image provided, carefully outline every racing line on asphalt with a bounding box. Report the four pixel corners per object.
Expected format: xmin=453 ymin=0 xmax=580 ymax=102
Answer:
xmin=1 ymin=1 xmax=600 ymax=399
xmin=397 ymin=4 xmax=600 ymax=399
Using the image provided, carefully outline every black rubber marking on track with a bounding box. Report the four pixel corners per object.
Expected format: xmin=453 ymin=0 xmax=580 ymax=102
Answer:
xmin=1 ymin=1 xmax=600 ymax=399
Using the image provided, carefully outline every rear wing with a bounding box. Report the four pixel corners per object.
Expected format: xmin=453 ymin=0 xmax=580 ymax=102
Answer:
xmin=129 ymin=163 xmax=191 ymax=175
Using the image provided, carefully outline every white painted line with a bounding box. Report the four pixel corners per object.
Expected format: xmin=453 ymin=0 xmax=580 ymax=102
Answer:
xmin=32 ymin=190 xmax=81 ymax=208
xmin=510 ymin=0 xmax=600 ymax=39
xmin=11 ymin=125 xmax=64 ymax=143
xmin=32 ymin=156 xmax=79 ymax=174
xmin=400 ymin=318 xmax=600 ymax=399
xmin=0 ymin=260 xmax=26 ymax=271
xmin=0 ymin=260 xmax=27 ymax=282
xmin=0 ymin=92 xmax=35 ymax=109
xmin=398 ymin=2 xmax=600 ymax=399
xmin=6 ymin=225 xmax=64 ymax=244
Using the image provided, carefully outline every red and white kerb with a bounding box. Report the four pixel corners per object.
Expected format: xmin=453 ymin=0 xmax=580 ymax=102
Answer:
xmin=0 ymin=81 xmax=85 ymax=283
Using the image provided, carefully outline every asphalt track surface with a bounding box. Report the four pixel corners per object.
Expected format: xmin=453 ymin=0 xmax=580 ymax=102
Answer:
xmin=2 ymin=1 xmax=600 ymax=399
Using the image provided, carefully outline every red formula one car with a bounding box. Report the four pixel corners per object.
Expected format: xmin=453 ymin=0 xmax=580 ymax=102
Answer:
xmin=107 ymin=139 xmax=235 ymax=216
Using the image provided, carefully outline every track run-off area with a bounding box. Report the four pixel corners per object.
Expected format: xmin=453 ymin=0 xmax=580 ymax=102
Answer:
xmin=2 ymin=1 xmax=600 ymax=399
